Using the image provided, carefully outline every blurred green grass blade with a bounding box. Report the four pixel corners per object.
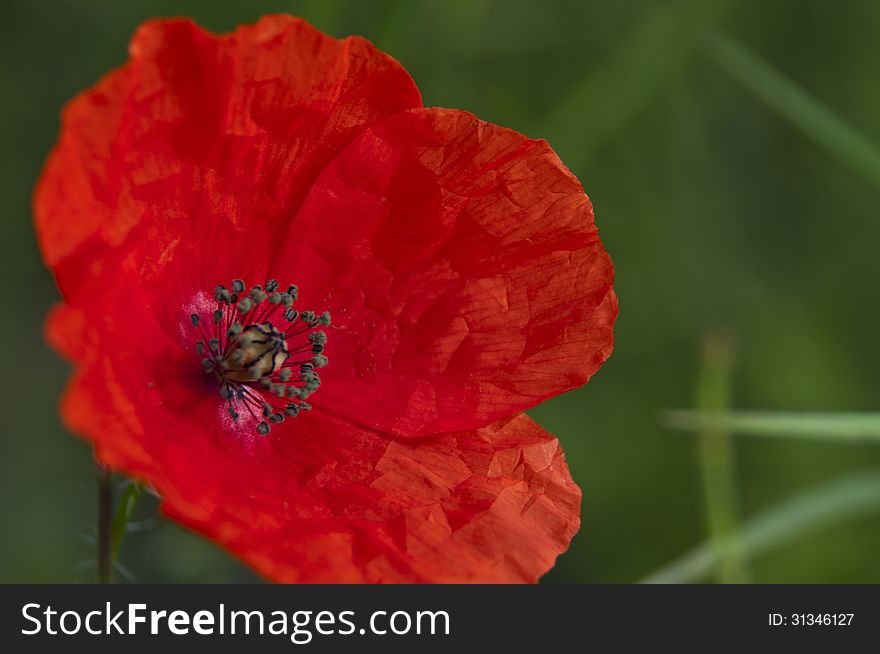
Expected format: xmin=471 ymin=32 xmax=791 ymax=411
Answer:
xmin=641 ymin=472 xmax=880 ymax=583
xmin=539 ymin=0 xmax=729 ymax=164
xmin=111 ymin=481 xmax=142 ymax=559
xmin=694 ymin=330 xmax=749 ymax=583
xmin=704 ymin=31 xmax=880 ymax=189
xmin=666 ymin=410 xmax=880 ymax=443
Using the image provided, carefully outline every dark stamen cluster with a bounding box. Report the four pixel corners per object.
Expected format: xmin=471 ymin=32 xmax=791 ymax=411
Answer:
xmin=190 ymin=278 xmax=330 ymax=435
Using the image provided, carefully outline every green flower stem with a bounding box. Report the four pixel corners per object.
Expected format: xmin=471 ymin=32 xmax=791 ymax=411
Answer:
xmin=695 ymin=330 xmax=750 ymax=583
xmin=96 ymin=464 xmax=114 ymax=584
xmin=112 ymin=481 xmax=143 ymax=559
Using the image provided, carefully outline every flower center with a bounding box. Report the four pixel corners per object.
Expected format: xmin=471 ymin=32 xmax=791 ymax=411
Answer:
xmin=189 ymin=278 xmax=330 ymax=435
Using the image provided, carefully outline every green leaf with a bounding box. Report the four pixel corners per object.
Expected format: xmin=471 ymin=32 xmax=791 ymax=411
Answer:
xmin=665 ymin=410 xmax=880 ymax=443
xmin=703 ymin=31 xmax=880 ymax=189
xmin=641 ymin=472 xmax=880 ymax=583
xmin=111 ymin=481 xmax=142 ymax=558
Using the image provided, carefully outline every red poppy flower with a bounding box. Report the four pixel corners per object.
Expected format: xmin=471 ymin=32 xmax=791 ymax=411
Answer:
xmin=35 ymin=15 xmax=616 ymax=583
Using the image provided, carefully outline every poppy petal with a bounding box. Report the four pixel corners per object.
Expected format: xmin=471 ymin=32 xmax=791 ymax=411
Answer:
xmin=62 ymin=341 xmax=580 ymax=582
xmin=34 ymin=16 xmax=609 ymax=584
xmin=34 ymin=15 xmax=422 ymax=299
xmin=273 ymin=107 xmax=617 ymax=436
xmin=45 ymin=303 xmax=89 ymax=363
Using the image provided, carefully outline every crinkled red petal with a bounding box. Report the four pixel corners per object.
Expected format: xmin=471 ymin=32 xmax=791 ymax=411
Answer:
xmin=273 ymin=107 xmax=616 ymax=435
xmin=34 ymin=16 xmax=610 ymax=583
xmin=62 ymin=339 xmax=580 ymax=582
xmin=34 ymin=15 xmax=422 ymax=302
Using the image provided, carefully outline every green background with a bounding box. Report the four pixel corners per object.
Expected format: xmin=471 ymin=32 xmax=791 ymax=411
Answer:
xmin=3 ymin=0 xmax=880 ymax=583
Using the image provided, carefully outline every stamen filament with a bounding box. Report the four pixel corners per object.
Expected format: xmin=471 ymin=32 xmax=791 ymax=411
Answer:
xmin=189 ymin=278 xmax=329 ymax=434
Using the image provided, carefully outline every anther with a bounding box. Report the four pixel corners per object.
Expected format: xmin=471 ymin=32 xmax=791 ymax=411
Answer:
xmin=302 ymin=370 xmax=321 ymax=391
xmin=287 ymin=386 xmax=303 ymax=400
xmin=237 ymin=297 xmax=253 ymax=313
xmin=311 ymin=355 xmax=329 ymax=368
xmin=215 ymin=285 xmax=231 ymax=303
xmin=190 ymin=277 xmax=330 ymax=435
